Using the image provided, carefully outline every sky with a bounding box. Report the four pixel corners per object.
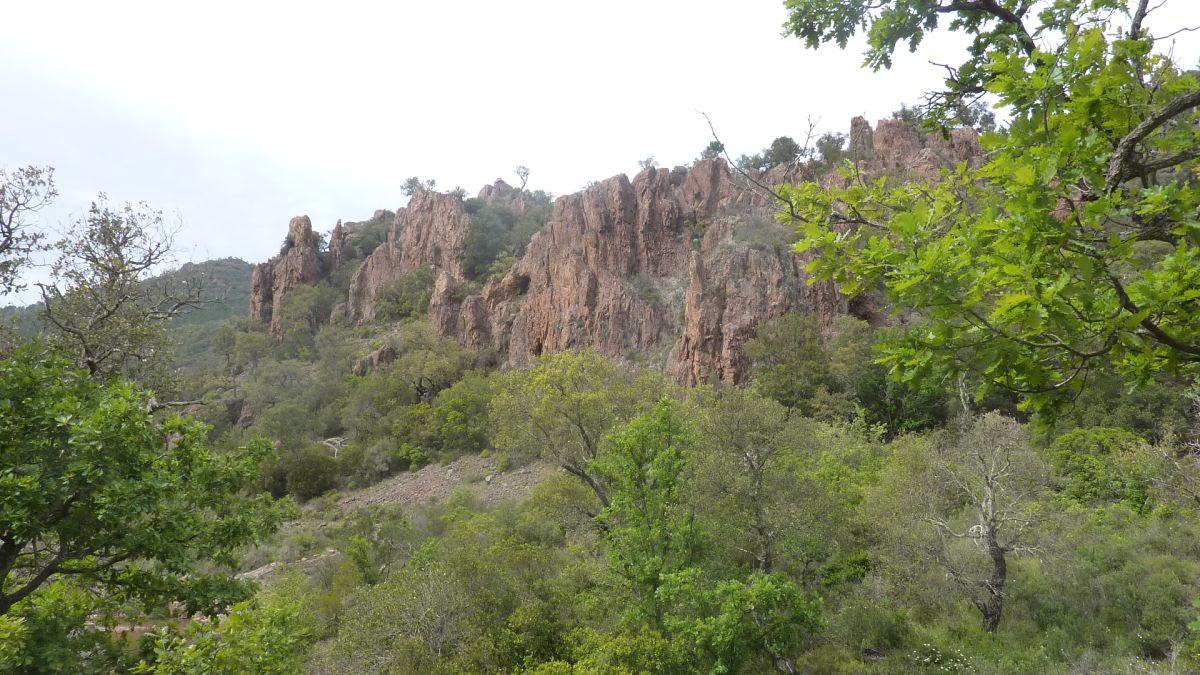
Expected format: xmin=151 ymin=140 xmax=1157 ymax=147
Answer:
xmin=2 ymin=1 xmax=1197 ymax=303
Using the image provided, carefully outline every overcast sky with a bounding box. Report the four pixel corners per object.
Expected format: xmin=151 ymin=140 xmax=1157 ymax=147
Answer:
xmin=2 ymin=1 xmax=1197 ymax=303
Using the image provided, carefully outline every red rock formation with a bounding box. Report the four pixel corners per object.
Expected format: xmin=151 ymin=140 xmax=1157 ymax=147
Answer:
xmin=477 ymin=179 xmax=535 ymax=213
xmin=255 ymin=117 xmax=983 ymax=382
xmin=665 ymin=218 xmax=846 ymax=385
xmin=427 ymin=159 xmax=829 ymax=381
xmin=849 ymin=115 xmax=982 ymax=179
xmin=346 ymin=190 xmax=470 ymax=323
xmin=249 ymin=216 xmax=325 ymax=335
xmin=329 ymin=220 xmax=349 ymax=271
xmin=426 ymin=113 xmax=978 ymax=382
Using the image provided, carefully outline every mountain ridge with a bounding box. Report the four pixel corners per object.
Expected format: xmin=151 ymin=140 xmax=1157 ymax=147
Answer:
xmin=248 ymin=116 xmax=982 ymax=382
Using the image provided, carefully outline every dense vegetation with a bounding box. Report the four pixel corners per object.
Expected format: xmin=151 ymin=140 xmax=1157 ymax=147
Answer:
xmin=1 ymin=0 xmax=1199 ymax=672
xmin=131 ymin=293 xmax=1195 ymax=672
xmin=463 ymin=192 xmax=553 ymax=281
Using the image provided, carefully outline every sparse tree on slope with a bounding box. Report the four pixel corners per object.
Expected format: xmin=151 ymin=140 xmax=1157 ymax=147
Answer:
xmin=0 ymin=166 xmax=55 ymax=295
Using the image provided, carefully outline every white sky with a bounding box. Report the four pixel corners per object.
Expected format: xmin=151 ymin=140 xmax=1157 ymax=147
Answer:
xmin=2 ymin=1 xmax=1197 ymax=303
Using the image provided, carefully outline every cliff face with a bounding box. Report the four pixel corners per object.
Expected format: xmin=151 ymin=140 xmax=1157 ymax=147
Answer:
xmin=250 ymin=216 xmax=325 ymax=335
xmin=430 ymin=168 xmax=695 ymax=367
xmin=426 ymin=158 xmax=839 ymax=383
xmin=254 ymin=117 xmax=981 ymax=382
xmin=346 ymin=190 xmax=470 ymax=323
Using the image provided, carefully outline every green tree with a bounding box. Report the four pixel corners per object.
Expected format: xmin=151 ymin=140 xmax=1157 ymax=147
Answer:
xmin=595 ymin=398 xmax=698 ymax=627
xmin=402 ymin=176 xmax=437 ymax=197
xmin=765 ymin=136 xmax=803 ymax=166
xmin=661 ymin=568 xmax=822 ymax=674
xmin=374 ymin=265 xmax=436 ymax=320
xmin=814 ymin=133 xmax=846 ymax=166
xmin=490 ymin=350 xmax=664 ymax=507
xmin=828 ymin=318 xmax=949 ymax=437
xmin=700 ymin=140 xmax=726 ymax=161
xmin=747 ymin=313 xmax=838 ymax=415
xmin=464 ymin=204 xmax=518 ymax=279
xmin=0 ymin=347 xmax=285 ymax=631
xmin=784 ymin=0 xmax=1200 ymax=414
xmin=38 ymin=196 xmax=206 ymax=387
xmin=274 ymin=283 xmax=340 ymax=358
xmin=875 ymin=414 xmax=1048 ymax=633
xmin=137 ymin=579 xmax=312 ymax=674
xmin=689 ymin=387 xmax=836 ymax=578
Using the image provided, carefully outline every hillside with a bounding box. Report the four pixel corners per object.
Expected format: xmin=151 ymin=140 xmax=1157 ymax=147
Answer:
xmin=5 ymin=1 xmax=1200 ymax=670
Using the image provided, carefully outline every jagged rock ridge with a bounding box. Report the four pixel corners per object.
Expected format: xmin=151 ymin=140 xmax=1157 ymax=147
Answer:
xmin=251 ymin=116 xmax=982 ymax=382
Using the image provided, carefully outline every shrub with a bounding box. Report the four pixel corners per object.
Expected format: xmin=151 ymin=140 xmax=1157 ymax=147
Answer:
xmin=376 ymin=266 xmax=436 ymax=320
xmin=1047 ymin=428 xmax=1152 ymax=511
xmin=281 ymin=444 xmax=339 ymax=501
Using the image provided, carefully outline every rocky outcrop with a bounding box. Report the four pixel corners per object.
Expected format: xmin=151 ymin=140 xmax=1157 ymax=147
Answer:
xmin=329 ymin=220 xmax=350 ymax=271
xmin=848 ymin=115 xmax=981 ymax=180
xmin=478 ymin=179 xmax=536 ymax=213
xmin=665 ymin=218 xmax=847 ymax=384
xmin=425 ymin=115 xmax=979 ymax=382
xmin=352 ymin=345 xmax=397 ymax=376
xmin=330 ymin=209 xmax=395 ymax=273
xmin=250 ymin=216 xmax=325 ymax=335
xmin=432 ymin=167 xmax=693 ymax=363
xmin=428 ymin=158 xmax=830 ymax=382
xmin=254 ymin=117 xmax=982 ymax=383
xmin=346 ymin=190 xmax=471 ymax=323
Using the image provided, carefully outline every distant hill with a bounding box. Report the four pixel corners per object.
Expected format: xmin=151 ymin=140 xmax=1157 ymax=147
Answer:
xmin=162 ymin=258 xmax=254 ymax=371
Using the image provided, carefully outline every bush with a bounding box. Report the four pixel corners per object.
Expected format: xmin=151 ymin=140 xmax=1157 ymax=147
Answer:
xmin=747 ymin=313 xmax=838 ymax=414
xmin=376 ymin=266 xmax=436 ymax=321
xmin=431 ymin=373 xmax=494 ymax=457
xmin=464 ymin=200 xmax=552 ymax=279
xmin=336 ymin=439 xmax=397 ymax=487
xmin=280 ymin=444 xmax=339 ymax=501
xmin=1047 ymin=428 xmax=1152 ymax=511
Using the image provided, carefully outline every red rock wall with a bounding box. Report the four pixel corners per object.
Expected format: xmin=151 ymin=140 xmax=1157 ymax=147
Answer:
xmin=254 ymin=117 xmax=982 ymax=382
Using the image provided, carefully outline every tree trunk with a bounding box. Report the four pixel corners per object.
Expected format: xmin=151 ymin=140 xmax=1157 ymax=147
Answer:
xmin=980 ymin=540 xmax=1007 ymax=633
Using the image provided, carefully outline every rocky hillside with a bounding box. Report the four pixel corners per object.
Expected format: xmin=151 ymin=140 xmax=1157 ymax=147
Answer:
xmin=249 ymin=116 xmax=981 ymax=383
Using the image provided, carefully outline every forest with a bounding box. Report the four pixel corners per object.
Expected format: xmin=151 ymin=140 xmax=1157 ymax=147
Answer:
xmin=2 ymin=1 xmax=1200 ymax=672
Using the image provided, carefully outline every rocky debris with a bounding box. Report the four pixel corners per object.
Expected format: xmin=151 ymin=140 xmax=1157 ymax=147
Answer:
xmin=351 ymin=345 xmax=397 ymax=376
xmin=238 ymin=548 xmax=341 ymax=583
xmin=346 ymin=190 xmax=471 ymax=323
xmin=250 ymin=216 xmax=325 ymax=335
xmin=338 ymin=454 xmax=558 ymax=511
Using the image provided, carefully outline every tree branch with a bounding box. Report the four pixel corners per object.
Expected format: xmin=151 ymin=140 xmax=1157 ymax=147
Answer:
xmin=1106 ymin=89 xmax=1200 ymax=189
